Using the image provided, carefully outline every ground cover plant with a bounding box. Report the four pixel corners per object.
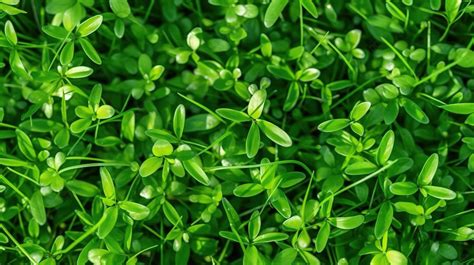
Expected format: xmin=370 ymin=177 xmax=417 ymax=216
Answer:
xmin=0 ymin=0 xmax=473 ymax=264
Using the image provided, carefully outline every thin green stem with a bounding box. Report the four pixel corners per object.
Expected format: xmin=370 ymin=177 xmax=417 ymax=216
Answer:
xmin=58 ymin=162 xmax=131 ymax=174
xmin=177 ymin=93 xmax=226 ymax=123
xmin=0 ymin=174 xmax=29 ymax=202
xmin=205 ymin=159 xmax=313 ymax=177
xmin=53 ymin=212 xmax=107 ymax=256
xmin=434 ymin=209 xmax=474 ymax=224
xmin=381 ymin=37 xmax=418 ymax=80
xmin=0 ymin=224 xmax=38 ymax=264
xmin=7 ymin=167 xmax=39 ymax=186
xmin=320 ymin=160 xmax=398 ymax=205
xmin=414 ymin=61 xmax=458 ymax=87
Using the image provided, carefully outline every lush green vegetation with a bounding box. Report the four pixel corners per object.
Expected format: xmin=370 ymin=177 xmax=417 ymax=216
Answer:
xmin=0 ymin=0 xmax=473 ymax=264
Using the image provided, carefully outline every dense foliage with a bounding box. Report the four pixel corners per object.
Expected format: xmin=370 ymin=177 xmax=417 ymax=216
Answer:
xmin=0 ymin=0 xmax=473 ymax=264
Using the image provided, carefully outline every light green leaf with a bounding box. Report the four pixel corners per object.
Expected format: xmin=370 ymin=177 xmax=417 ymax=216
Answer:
xmin=100 ymin=167 xmax=115 ymax=201
xmin=345 ymin=161 xmax=378 ymax=175
xmin=119 ymin=202 xmax=149 ymax=221
xmin=233 ymin=183 xmax=265 ymax=197
xmin=390 ymin=182 xmax=418 ymax=195
xmin=374 ymin=202 xmax=393 ymax=239
xmin=109 ymin=0 xmax=131 ymax=18
xmin=98 ymin=206 xmax=118 ymax=239
xmin=318 ymin=119 xmax=351 ymax=132
xmin=96 ymin=105 xmax=115 ymax=119
xmin=423 ymin=185 xmax=456 ymax=200
xmin=139 ymin=157 xmax=163 ymax=177
xmin=4 ymin=20 xmax=17 ymax=45
xmin=182 ymin=159 xmax=210 ymax=185
xmin=417 ymin=153 xmax=438 ymax=186
xmin=376 ymin=130 xmax=395 ymax=165
xmin=65 ymin=66 xmax=94 ymax=79
xmin=440 ymin=103 xmax=474 ymax=114
xmin=253 ymin=232 xmax=289 ymax=244
xmin=246 ymin=122 xmax=260 ymax=158
xmin=30 ymin=191 xmax=46 ymax=225
xmin=216 ymin=108 xmax=251 ymax=122
xmin=328 ymin=215 xmax=364 ymax=229
xmin=248 ymin=90 xmax=267 ymax=119
xmin=315 ymin=221 xmax=330 ymax=252
xmin=256 ymin=119 xmax=292 ymax=147
xmin=173 ymin=104 xmax=186 ymax=139
xmin=264 ymin=0 xmax=289 ymax=28
xmin=77 ymin=15 xmax=103 ymax=37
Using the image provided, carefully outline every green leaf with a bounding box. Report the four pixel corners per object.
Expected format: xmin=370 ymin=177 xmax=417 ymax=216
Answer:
xmin=98 ymin=206 xmax=118 ymax=239
xmin=248 ymin=90 xmax=267 ymax=119
xmin=272 ymin=248 xmax=298 ymax=265
xmin=445 ymin=0 xmax=461 ymax=23
xmin=440 ymin=103 xmax=474 ymax=114
xmin=455 ymin=48 xmax=474 ymax=68
xmin=100 ymin=167 xmax=115 ymax=201
xmin=233 ymin=183 xmax=265 ymax=197
xmin=70 ymin=118 xmax=92 ymax=134
xmin=119 ymin=201 xmax=150 ymax=220
xmin=248 ymin=211 xmax=261 ymax=240
xmin=299 ymin=68 xmax=320 ymax=82
xmin=374 ymin=202 xmax=393 ymax=239
xmin=173 ymin=104 xmax=185 ymax=139
xmin=30 ymin=191 xmax=46 ymax=225
xmin=243 ymin=245 xmax=259 ymax=265
xmin=402 ymin=98 xmax=429 ymax=124
xmin=264 ymin=0 xmax=289 ymax=28
xmin=60 ymin=41 xmax=74 ymax=65
xmin=109 ymin=0 xmax=131 ymax=18
xmin=376 ymin=130 xmax=395 ymax=165
xmin=182 ymin=159 xmax=210 ymax=185
xmin=246 ymin=122 xmax=260 ymax=158
xmin=260 ymin=34 xmax=272 ymax=57
xmin=77 ymin=15 xmax=103 ymax=37
xmin=271 ymin=189 xmax=291 ymax=218
xmin=216 ymin=108 xmax=251 ymax=122
xmin=315 ymin=221 xmax=330 ymax=252
xmin=139 ymin=157 xmax=163 ymax=177
xmin=390 ymin=182 xmax=418 ymax=195
xmin=221 ymin=198 xmax=241 ymax=229
xmin=417 ymin=153 xmax=438 ymax=186
xmin=121 ymin=111 xmax=135 ymax=141
xmin=283 ymin=82 xmax=300 ymax=111
xmin=393 ymin=202 xmax=423 ymax=215
xmin=89 ymin=84 xmax=102 ymax=108
xmin=16 ymin=129 xmax=36 ymax=161
xmin=253 ymin=232 xmax=289 ymax=244
xmin=423 ymin=185 xmax=456 ymax=200
xmin=152 ymin=139 xmax=173 ymax=157
xmin=79 ymin=38 xmax=102 ymax=64
xmin=4 ymin=20 xmax=17 ymax=45
xmin=386 ymin=250 xmax=408 ymax=265
xmin=328 ymin=215 xmax=364 ymax=229
xmin=66 ymin=180 xmax=99 ymax=197
xmin=301 ymin=0 xmax=318 ymax=18
xmin=350 ymin=102 xmax=371 ymax=121
xmin=65 ymin=66 xmax=94 ymax=79
xmin=256 ymin=119 xmax=292 ymax=147
xmin=283 ymin=215 xmax=303 ymax=230
xmin=96 ymin=105 xmax=115 ymax=119
xmin=163 ymin=201 xmax=181 ymax=226
xmin=345 ymin=161 xmax=378 ymax=175
xmin=267 ymin=65 xmax=294 ymax=81
xmin=318 ymin=119 xmax=351 ymax=132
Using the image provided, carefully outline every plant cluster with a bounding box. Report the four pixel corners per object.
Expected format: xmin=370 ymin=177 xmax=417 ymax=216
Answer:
xmin=0 ymin=0 xmax=473 ymax=264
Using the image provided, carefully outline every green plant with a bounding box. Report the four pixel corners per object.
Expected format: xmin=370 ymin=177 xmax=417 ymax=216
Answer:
xmin=0 ymin=0 xmax=473 ymax=264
